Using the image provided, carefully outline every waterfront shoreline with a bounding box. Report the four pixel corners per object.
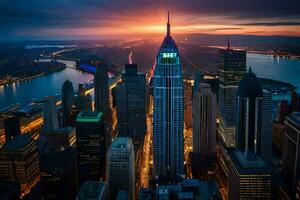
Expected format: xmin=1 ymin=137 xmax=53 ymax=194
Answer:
xmin=0 ymin=72 xmax=45 ymax=87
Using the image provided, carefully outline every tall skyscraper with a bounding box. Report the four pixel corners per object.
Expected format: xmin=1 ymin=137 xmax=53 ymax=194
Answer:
xmin=228 ymin=69 xmax=272 ymax=199
xmin=76 ymin=111 xmax=106 ymax=188
xmin=260 ymin=91 xmax=273 ymax=159
xmin=4 ymin=116 xmax=21 ymax=141
xmin=94 ymin=63 xmax=111 ymax=122
xmin=0 ymin=134 xmax=40 ymax=198
xmin=43 ymin=96 xmax=59 ymax=131
xmin=107 ymin=137 xmax=135 ymax=200
xmin=61 ymin=80 xmax=74 ymax=126
xmin=283 ymin=112 xmax=300 ymax=196
xmin=236 ymin=68 xmax=263 ymax=156
xmin=235 ymin=68 xmax=272 ymax=159
xmin=192 ymin=83 xmax=217 ymax=156
xmin=218 ymin=44 xmax=246 ymax=148
xmin=192 ymin=69 xmax=203 ymax=98
xmin=116 ymin=64 xmax=146 ymax=145
xmin=153 ymin=12 xmax=184 ymax=179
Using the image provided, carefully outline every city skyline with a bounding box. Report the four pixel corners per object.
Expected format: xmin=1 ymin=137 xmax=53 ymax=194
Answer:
xmin=0 ymin=6 xmax=300 ymax=200
xmin=1 ymin=0 xmax=300 ymax=40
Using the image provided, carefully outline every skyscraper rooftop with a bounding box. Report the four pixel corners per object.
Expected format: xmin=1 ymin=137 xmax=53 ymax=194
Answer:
xmin=76 ymin=111 xmax=103 ymax=123
xmin=1 ymin=134 xmax=31 ymax=151
xmin=237 ymin=68 xmax=263 ymax=97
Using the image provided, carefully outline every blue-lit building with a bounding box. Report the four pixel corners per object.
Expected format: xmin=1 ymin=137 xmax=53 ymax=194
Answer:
xmin=153 ymin=12 xmax=184 ymax=180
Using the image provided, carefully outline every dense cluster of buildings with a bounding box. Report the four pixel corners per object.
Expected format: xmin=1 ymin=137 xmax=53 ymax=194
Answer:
xmin=0 ymin=13 xmax=299 ymax=200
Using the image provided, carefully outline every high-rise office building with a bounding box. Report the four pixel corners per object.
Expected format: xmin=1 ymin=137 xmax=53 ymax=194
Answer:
xmin=43 ymin=96 xmax=59 ymax=131
xmin=228 ymin=150 xmax=272 ymax=200
xmin=192 ymin=69 xmax=203 ymax=98
xmin=260 ymin=91 xmax=273 ymax=160
xmin=76 ymin=111 xmax=105 ymax=188
xmin=39 ymin=148 xmax=77 ymax=200
xmin=236 ymin=68 xmax=263 ymax=156
xmin=192 ymin=83 xmax=216 ymax=156
xmin=116 ymin=64 xmax=146 ymax=144
xmin=283 ymin=112 xmax=300 ymax=196
xmin=61 ymin=80 xmax=74 ymax=126
xmin=153 ymin=12 xmax=184 ymax=180
xmin=76 ymin=181 xmax=107 ymax=200
xmin=107 ymin=137 xmax=135 ymax=200
xmin=4 ymin=116 xmax=21 ymax=141
xmin=228 ymin=69 xmax=273 ymax=199
xmin=95 ymin=63 xmax=111 ymax=122
xmin=218 ymin=44 xmax=246 ymax=148
xmin=0 ymin=134 xmax=40 ymax=198
xmin=235 ymin=68 xmax=273 ymax=159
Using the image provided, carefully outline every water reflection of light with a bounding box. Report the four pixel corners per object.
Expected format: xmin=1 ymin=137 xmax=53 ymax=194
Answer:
xmin=12 ymin=82 xmax=17 ymax=95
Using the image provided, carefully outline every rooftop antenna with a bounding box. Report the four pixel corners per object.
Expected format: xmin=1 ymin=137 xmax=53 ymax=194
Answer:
xmin=227 ymin=37 xmax=230 ymax=50
xmin=167 ymin=9 xmax=171 ymax=37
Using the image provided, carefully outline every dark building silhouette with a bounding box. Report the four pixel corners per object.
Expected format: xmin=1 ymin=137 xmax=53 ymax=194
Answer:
xmin=4 ymin=116 xmax=21 ymax=142
xmin=95 ymin=63 xmax=111 ymax=122
xmin=42 ymin=96 xmax=59 ymax=131
xmin=236 ymin=68 xmax=263 ymax=156
xmin=192 ymin=69 xmax=203 ymax=98
xmin=291 ymin=90 xmax=298 ymax=112
xmin=0 ymin=182 xmax=20 ymax=200
xmin=61 ymin=80 xmax=74 ymax=126
xmin=39 ymin=148 xmax=77 ymax=200
xmin=283 ymin=112 xmax=300 ymax=197
xmin=77 ymin=84 xmax=92 ymax=112
xmin=116 ymin=64 xmax=146 ymax=147
xmin=76 ymin=111 xmax=105 ymax=188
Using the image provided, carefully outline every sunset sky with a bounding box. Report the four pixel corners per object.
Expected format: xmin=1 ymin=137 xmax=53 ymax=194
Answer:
xmin=1 ymin=0 xmax=300 ymax=40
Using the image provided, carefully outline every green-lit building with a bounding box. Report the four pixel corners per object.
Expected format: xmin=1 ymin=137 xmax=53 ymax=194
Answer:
xmin=76 ymin=111 xmax=105 ymax=188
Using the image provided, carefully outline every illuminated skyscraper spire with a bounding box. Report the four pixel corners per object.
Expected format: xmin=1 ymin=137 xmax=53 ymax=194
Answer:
xmin=167 ymin=10 xmax=170 ymax=37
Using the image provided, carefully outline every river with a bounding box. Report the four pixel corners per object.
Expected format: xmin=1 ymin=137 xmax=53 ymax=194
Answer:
xmin=0 ymin=60 xmax=93 ymax=109
xmin=0 ymin=53 xmax=299 ymax=109
xmin=247 ymin=53 xmax=300 ymax=100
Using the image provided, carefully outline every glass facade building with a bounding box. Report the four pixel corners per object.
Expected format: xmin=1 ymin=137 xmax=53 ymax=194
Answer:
xmin=153 ymin=13 xmax=184 ymax=179
xmin=218 ymin=47 xmax=246 ymax=148
xmin=76 ymin=111 xmax=105 ymax=188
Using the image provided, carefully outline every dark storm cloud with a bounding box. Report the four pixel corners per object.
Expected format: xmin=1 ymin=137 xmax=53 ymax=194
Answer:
xmin=0 ymin=0 xmax=300 ymax=39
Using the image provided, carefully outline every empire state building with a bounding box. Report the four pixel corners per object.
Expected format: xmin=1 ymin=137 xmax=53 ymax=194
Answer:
xmin=153 ymin=12 xmax=184 ymax=180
